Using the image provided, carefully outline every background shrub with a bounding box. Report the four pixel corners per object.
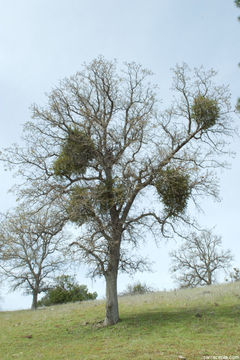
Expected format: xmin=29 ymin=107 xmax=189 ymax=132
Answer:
xmin=37 ymin=275 xmax=97 ymax=307
xmin=120 ymin=282 xmax=153 ymax=296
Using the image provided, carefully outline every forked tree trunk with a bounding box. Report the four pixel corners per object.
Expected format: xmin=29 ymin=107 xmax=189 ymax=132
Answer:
xmin=104 ymin=270 xmax=119 ymax=325
xmin=31 ymin=291 xmax=38 ymax=310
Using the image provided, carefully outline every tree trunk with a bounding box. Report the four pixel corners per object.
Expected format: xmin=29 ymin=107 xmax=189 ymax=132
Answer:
xmin=31 ymin=291 xmax=38 ymax=310
xmin=104 ymin=270 xmax=119 ymax=325
xmin=207 ymin=269 xmax=212 ymax=285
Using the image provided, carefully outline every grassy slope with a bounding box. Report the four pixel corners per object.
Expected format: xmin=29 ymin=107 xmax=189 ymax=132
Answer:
xmin=1 ymin=282 xmax=240 ymax=360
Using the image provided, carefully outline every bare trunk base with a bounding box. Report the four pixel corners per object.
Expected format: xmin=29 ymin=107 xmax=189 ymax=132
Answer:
xmin=31 ymin=292 xmax=38 ymax=310
xmin=104 ymin=272 xmax=119 ymax=325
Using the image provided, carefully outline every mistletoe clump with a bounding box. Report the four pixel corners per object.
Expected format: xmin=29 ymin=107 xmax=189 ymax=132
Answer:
xmin=191 ymin=95 xmax=220 ymax=130
xmin=95 ymin=182 xmax=112 ymax=212
xmin=67 ymin=186 xmax=94 ymax=225
xmin=155 ymin=168 xmax=191 ymax=216
xmin=95 ymin=180 xmax=126 ymax=212
xmin=236 ymin=98 xmax=240 ymax=113
xmin=53 ymin=128 xmax=95 ymax=177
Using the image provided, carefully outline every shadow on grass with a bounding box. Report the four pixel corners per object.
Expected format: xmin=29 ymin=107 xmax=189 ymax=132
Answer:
xmin=117 ymin=303 xmax=240 ymax=333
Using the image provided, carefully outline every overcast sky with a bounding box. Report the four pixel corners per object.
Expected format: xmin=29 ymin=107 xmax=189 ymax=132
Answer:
xmin=0 ymin=0 xmax=239 ymax=310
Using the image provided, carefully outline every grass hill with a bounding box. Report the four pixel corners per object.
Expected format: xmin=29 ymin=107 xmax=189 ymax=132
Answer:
xmin=1 ymin=282 xmax=240 ymax=360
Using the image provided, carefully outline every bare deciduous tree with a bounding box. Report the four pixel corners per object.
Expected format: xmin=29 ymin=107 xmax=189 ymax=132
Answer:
xmin=0 ymin=208 xmax=67 ymax=309
xmin=1 ymin=57 xmax=236 ymax=324
xmin=227 ymin=267 xmax=240 ymax=282
xmin=170 ymin=230 xmax=233 ymax=288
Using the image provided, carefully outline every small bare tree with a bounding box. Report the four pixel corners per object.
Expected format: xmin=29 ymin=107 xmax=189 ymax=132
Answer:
xmin=1 ymin=57 xmax=236 ymax=324
xmin=228 ymin=267 xmax=240 ymax=282
xmin=170 ymin=230 xmax=233 ymax=288
xmin=0 ymin=208 xmax=67 ymax=309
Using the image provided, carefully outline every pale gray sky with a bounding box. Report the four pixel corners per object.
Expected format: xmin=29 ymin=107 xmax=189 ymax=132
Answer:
xmin=0 ymin=0 xmax=239 ymax=310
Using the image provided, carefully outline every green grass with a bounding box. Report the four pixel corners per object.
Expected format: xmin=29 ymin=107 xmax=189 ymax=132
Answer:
xmin=1 ymin=282 xmax=240 ymax=359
